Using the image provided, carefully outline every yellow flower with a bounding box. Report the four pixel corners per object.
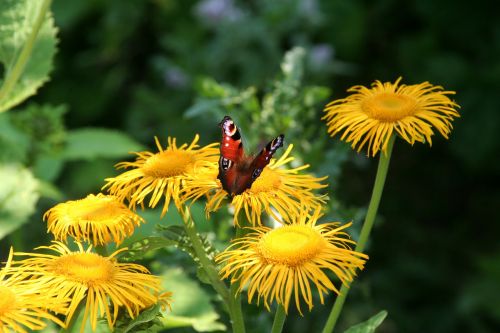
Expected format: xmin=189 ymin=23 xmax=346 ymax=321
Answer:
xmin=323 ymin=77 xmax=460 ymax=156
xmin=103 ymin=135 xmax=219 ymax=216
xmin=12 ymin=242 xmax=171 ymax=332
xmin=182 ymin=144 xmax=328 ymax=226
xmin=216 ymin=209 xmax=368 ymax=314
xmin=44 ymin=193 xmax=144 ymax=246
xmin=1 ymin=249 xmax=66 ymax=332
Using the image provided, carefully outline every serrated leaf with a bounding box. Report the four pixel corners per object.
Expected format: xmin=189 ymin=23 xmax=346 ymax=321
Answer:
xmin=62 ymin=128 xmax=145 ymax=160
xmin=157 ymin=224 xmax=218 ymax=263
xmin=0 ymin=0 xmax=58 ymax=113
xmin=344 ymin=311 xmax=388 ymax=333
xmin=159 ymin=267 xmax=226 ymax=332
xmin=119 ymin=236 xmax=177 ymax=262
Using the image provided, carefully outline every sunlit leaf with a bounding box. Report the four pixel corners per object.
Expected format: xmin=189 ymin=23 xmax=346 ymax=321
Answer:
xmin=0 ymin=0 xmax=58 ymax=113
xmin=0 ymin=164 xmax=39 ymax=239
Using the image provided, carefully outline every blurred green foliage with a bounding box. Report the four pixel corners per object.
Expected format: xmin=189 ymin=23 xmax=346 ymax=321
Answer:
xmin=0 ymin=0 xmax=498 ymax=332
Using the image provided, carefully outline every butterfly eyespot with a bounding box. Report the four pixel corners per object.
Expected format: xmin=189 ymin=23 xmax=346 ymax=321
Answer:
xmin=217 ymin=116 xmax=284 ymax=195
xmin=219 ymin=157 xmax=232 ymax=171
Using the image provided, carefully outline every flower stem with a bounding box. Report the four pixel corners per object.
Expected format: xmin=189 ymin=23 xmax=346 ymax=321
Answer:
xmin=322 ymin=135 xmax=395 ymax=333
xmin=228 ymin=222 xmax=246 ymax=333
xmin=0 ymin=0 xmax=52 ymax=104
xmin=271 ymin=304 xmax=287 ymax=333
xmin=229 ymin=279 xmax=246 ymax=333
xmin=181 ymin=207 xmax=245 ymax=333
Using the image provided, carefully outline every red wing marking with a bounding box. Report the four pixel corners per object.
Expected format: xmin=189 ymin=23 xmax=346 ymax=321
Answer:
xmin=217 ymin=116 xmax=284 ymax=195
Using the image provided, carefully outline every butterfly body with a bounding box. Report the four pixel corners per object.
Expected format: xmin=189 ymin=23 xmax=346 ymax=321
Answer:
xmin=218 ymin=116 xmax=284 ymax=195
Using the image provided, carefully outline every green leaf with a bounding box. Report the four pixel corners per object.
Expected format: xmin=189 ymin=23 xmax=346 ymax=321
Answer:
xmin=159 ymin=267 xmax=226 ymax=332
xmin=195 ymin=77 xmax=232 ymax=98
xmin=303 ymin=86 xmax=331 ymax=106
xmin=119 ymin=236 xmax=177 ymax=262
xmin=184 ymin=99 xmax=223 ymax=118
xmin=115 ymin=304 xmax=163 ymax=333
xmin=157 ymin=224 xmax=218 ymax=264
xmin=62 ymin=128 xmax=145 ymax=160
xmin=0 ymin=113 xmax=30 ymax=163
xmin=156 ymin=224 xmax=218 ymax=286
xmin=36 ymin=179 xmax=63 ymax=201
xmin=33 ymin=155 xmax=64 ymax=181
xmin=0 ymin=164 xmax=39 ymax=239
xmin=281 ymin=46 xmax=305 ymax=84
xmin=0 ymin=0 xmax=58 ymax=113
xmin=344 ymin=311 xmax=388 ymax=333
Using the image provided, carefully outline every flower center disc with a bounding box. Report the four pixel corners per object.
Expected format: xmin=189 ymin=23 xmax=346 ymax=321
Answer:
xmin=0 ymin=286 xmax=16 ymax=315
xmin=143 ymin=151 xmax=194 ymax=178
xmin=249 ymin=169 xmax=281 ymax=193
xmin=259 ymin=225 xmax=324 ymax=266
xmin=51 ymin=253 xmax=114 ymax=285
xmin=362 ymin=93 xmax=417 ymax=122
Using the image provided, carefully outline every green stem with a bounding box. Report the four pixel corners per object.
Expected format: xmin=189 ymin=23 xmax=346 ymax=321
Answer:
xmin=322 ymin=135 xmax=396 ymax=333
xmin=181 ymin=207 xmax=245 ymax=333
xmin=0 ymin=0 xmax=52 ymax=103
xmin=271 ymin=304 xmax=287 ymax=333
xmin=226 ymin=214 xmax=247 ymax=333
xmin=228 ymin=224 xmax=245 ymax=333
xmin=228 ymin=280 xmax=246 ymax=333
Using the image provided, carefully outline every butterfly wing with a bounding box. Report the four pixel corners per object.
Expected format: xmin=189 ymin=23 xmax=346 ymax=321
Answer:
xmin=227 ymin=134 xmax=285 ymax=195
xmin=249 ymin=134 xmax=284 ymax=182
xmin=217 ymin=115 xmax=284 ymax=195
xmin=218 ymin=116 xmax=245 ymax=194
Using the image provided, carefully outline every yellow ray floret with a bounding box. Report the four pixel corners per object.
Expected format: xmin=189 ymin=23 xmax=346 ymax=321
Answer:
xmin=44 ymin=193 xmax=144 ymax=246
xmin=1 ymin=248 xmax=67 ymax=333
xmin=323 ymin=77 xmax=460 ymax=156
xmin=103 ymin=134 xmax=219 ymax=216
xmin=11 ymin=242 xmax=172 ymax=333
xmin=216 ymin=209 xmax=368 ymax=313
xmin=182 ymin=144 xmax=328 ymax=226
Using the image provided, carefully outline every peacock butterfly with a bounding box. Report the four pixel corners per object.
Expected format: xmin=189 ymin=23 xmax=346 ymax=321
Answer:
xmin=218 ymin=116 xmax=284 ymax=196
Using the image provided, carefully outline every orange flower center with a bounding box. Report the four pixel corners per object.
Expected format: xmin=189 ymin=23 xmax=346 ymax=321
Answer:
xmin=258 ymin=225 xmax=324 ymax=266
xmin=0 ymin=285 xmax=16 ymax=315
xmin=142 ymin=151 xmax=194 ymax=178
xmin=362 ymin=93 xmax=417 ymax=122
xmin=50 ymin=253 xmax=114 ymax=286
xmin=249 ymin=168 xmax=281 ymax=194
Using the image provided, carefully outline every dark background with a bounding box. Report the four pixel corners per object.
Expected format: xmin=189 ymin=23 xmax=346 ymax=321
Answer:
xmin=28 ymin=0 xmax=500 ymax=332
